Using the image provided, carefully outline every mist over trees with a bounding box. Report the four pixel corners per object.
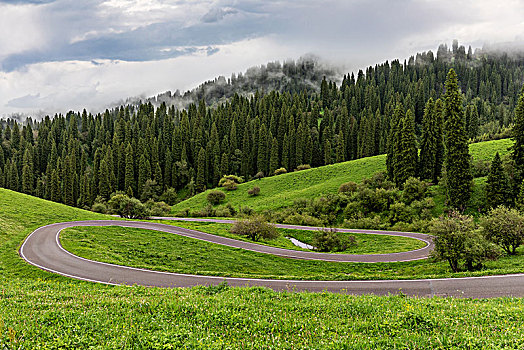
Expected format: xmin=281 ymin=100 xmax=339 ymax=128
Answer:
xmin=1 ymin=42 xmax=524 ymax=210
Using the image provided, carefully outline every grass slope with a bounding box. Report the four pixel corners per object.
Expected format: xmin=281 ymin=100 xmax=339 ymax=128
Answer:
xmin=172 ymin=138 xmax=513 ymax=214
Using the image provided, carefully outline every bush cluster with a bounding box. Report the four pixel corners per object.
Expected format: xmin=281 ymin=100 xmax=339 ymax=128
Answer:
xmin=268 ymin=173 xmax=433 ymax=230
xmin=247 ymin=186 xmax=260 ymax=196
xmin=312 ymin=228 xmax=356 ymax=252
xmin=207 ymin=190 xmax=226 ymax=205
xmin=230 ymin=216 xmax=278 ymax=241
xmin=430 ymin=206 xmax=524 ymax=272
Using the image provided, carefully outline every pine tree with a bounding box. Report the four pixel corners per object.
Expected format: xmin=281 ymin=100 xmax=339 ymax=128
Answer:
xmin=21 ymin=149 xmax=33 ymax=194
xmin=393 ymin=110 xmax=418 ymax=187
xmin=124 ymin=144 xmax=135 ymax=196
xmin=219 ymin=152 xmax=229 ymax=178
xmin=196 ymin=147 xmax=206 ymax=192
xmin=512 ymin=84 xmax=524 ymax=189
xmin=434 ymin=98 xmax=445 ymax=182
xmin=486 ymin=152 xmax=511 ymax=208
xmin=386 ymin=103 xmax=404 ymax=180
xmin=419 ymin=98 xmax=438 ymax=181
xmin=443 ymin=69 xmax=472 ymax=210
xmin=269 ymin=137 xmax=279 ymax=175
xmin=516 ymin=179 xmax=524 ymax=212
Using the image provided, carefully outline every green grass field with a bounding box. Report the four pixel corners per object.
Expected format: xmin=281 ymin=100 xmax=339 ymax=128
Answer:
xmin=151 ymin=220 xmax=426 ymax=254
xmin=172 ymin=138 xmax=513 ymax=214
xmin=61 ymin=224 xmax=524 ymax=281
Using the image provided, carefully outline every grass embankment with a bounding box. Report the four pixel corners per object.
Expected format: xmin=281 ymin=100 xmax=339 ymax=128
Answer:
xmin=172 ymin=138 xmax=513 ymax=215
xmin=153 ymin=220 xmax=426 ymax=254
xmin=61 ymin=225 xmax=524 ymax=281
xmin=2 ymin=188 xmax=524 ymax=348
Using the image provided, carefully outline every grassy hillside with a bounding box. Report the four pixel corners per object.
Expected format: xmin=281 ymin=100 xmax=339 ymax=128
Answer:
xmin=172 ymin=138 xmax=513 ymax=214
xmin=2 ymin=188 xmax=524 ymax=348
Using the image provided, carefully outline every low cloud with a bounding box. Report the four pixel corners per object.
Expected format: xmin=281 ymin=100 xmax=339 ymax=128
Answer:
xmin=1 ymin=0 xmax=524 ymax=116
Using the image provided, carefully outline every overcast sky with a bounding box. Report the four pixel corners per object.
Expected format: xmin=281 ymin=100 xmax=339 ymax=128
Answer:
xmin=1 ymin=0 xmax=524 ymax=117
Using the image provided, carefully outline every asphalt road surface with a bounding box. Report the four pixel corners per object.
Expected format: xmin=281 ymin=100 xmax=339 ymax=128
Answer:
xmin=19 ymin=219 xmax=524 ymax=298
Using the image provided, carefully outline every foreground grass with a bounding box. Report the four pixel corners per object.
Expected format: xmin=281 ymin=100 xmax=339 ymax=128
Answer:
xmin=156 ymin=220 xmax=426 ymax=254
xmin=172 ymin=138 xmax=513 ymax=214
xmin=2 ymin=278 xmax=524 ymax=349
xmin=62 ymin=225 xmax=524 ymax=281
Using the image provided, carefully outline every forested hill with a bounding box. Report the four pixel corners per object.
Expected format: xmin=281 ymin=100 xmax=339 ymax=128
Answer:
xmin=122 ymin=56 xmax=341 ymax=110
xmin=1 ymin=41 xmax=524 ymax=210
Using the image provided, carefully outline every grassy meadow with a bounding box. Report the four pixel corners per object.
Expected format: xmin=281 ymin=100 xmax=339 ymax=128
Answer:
xmin=172 ymin=138 xmax=513 ymax=215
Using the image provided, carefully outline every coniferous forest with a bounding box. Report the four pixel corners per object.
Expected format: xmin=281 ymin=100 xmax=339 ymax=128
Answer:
xmin=1 ymin=42 xmax=524 ymax=210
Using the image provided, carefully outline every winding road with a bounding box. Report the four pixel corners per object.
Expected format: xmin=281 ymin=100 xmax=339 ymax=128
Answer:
xmin=19 ymin=218 xmax=524 ymax=298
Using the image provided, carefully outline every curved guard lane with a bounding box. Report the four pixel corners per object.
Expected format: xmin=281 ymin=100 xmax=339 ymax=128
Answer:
xmin=19 ymin=219 xmax=524 ymax=298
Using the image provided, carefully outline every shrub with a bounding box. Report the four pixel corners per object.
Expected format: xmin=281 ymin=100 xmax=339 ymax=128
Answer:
xmin=430 ymin=212 xmax=499 ymax=272
xmin=230 ymin=216 xmax=278 ymax=241
xmin=140 ymin=179 xmax=160 ymax=202
xmin=238 ymin=206 xmax=255 ymax=216
xmin=91 ymin=202 xmax=107 ymax=214
xmin=222 ymin=180 xmax=238 ymax=191
xmin=145 ymin=200 xmax=171 ymax=216
xmin=247 ymin=186 xmax=261 ymax=196
xmin=402 ymin=177 xmax=429 ymax=204
xmin=218 ymin=175 xmax=244 ymax=187
xmin=254 ymin=171 xmax=265 ymax=180
xmin=312 ymin=228 xmax=356 ymax=252
xmin=338 ymin=181 xmax=358 ymax=194
xmin=160 ymin=188 xmax=179 ymax=206
xmin=273 ymin=167 xmax=287 ymax=176
xmin=388 ymin=202 xmax=413 ymax=224
xmin=481 ymin=205 xmax=524 ymax=255
xmin=193 ymin=204 xmax=216 ymax=217
xmin=343 ymin=215 xmax=383 ymax=230
xmin=108 ymin=193 xmax=149 ymax=219
xmin=295 ymin=164 xmax=311 ymax=171
xmin=207 ymin=190 xmax=226 ymax=205
xmin=283 ymin=213 xmax=322 ymax=227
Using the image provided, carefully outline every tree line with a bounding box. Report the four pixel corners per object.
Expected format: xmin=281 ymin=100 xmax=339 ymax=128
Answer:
xmin=1 ymin=42 xmax=524 ymax=210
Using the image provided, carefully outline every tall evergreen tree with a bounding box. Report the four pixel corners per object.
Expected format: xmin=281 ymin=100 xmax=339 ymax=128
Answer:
xmin=419 ymin=98 xmax=438 ymax=181
xmin=21 ymin=149 xmax=33 ymax=194
xmin=386 ymin=103 xmax=404 ymax=180
xmin=443 ymin=69 xmax=472 ymax=210
xmin=393 ymin=110 xmax=418 ymax=187
xmin=433 ymin=98 xmax=445 ymax=183
xmin=195 ymin=147 xmax=206 ymax=192
xmin=512 ymin=85 xmax=524 ymax=189
xmin=486 ymin=152 xmax=511 ymax=209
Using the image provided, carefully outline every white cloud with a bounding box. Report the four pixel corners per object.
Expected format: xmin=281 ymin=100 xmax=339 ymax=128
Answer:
xmin=2 ymin=0 xmax=524 ymax=116
xmin=0 ymin=3 xmax=47 ymax=61
xmin=0 ymin=37 xmax=302 ymax=116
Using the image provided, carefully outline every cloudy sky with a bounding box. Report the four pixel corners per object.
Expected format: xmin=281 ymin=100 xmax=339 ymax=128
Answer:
xmin=1 ymin=0 xmax=524 ymax=117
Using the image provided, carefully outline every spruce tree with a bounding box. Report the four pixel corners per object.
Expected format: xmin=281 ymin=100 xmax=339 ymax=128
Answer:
xmin=512 ymin=84 xmax=524 ymax=189
xmin=386 ymin=103 xmax=404 ymax=180
xmin=486 ymin=152 xmax=511 ymax=209
xmin=443 ymin=69 xmax=472 ymax=210
xmin=433 ymin=98 xmax=445 ymax=183
xmin=269 ymin=137 xmax=279 ymax=175
xmin=393 ymin=110 xmax=418 ymax=187
xmin=516 ymin=179 xmax=524 ymax=212
xmin=124 ymin=144 xmax=135 ymax=196
xmin=195 ymin=147 xmax=206 ymax=193
xmin=21 ymin=149 xmax=33 ymax=194
xmin=419 ymin=98 xmax=437 ymax=181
